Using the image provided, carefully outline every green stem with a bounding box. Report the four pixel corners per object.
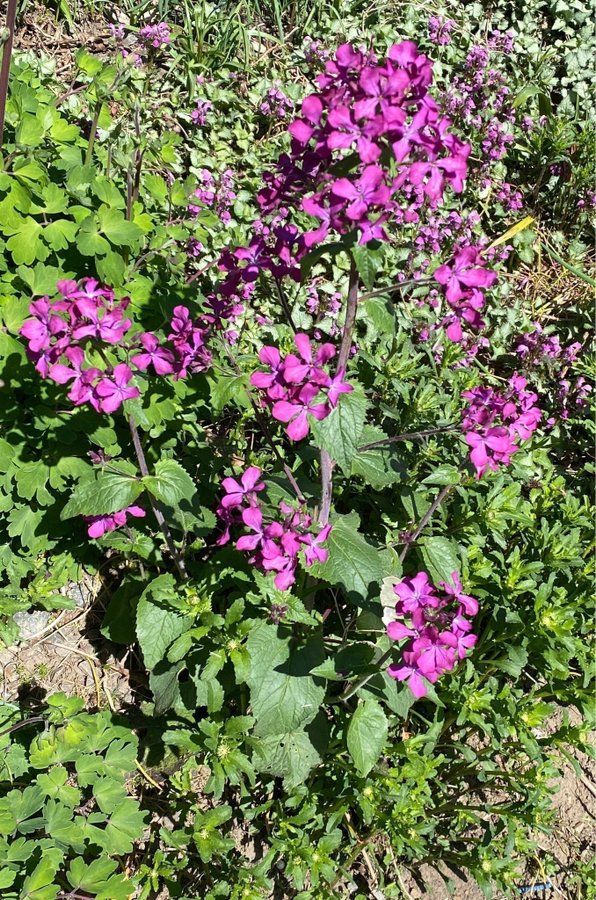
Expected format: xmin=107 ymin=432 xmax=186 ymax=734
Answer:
xmin=84 ymin=99 xmax=103 ymax=166
xmin=127 ymin=416 xmax=188 ymax=581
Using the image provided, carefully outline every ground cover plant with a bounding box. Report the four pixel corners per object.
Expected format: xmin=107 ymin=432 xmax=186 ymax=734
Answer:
xmin=0 ymin=0 xmax=594 ymax=897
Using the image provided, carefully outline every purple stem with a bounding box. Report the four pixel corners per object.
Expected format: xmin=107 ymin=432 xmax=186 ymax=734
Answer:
xmin=0 ymin=0 xmax=17 ymax=151
xmin=319 ymin=259 xmax=359 ymax=524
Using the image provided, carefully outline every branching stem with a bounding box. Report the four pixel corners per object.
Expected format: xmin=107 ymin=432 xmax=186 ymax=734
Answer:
xmin=127 ymin=415 xmax=188 ymax=581
xmin=359 ymin=425 xmax=456 ymax=452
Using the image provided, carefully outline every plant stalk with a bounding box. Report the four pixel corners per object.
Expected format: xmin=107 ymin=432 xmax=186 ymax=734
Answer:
xmin=0 ymin=0 xmax=17 ymax=152
xmin=319 ymin=259 xmax=359 ymax=524
xmin=84 ymin=99 xmax=103 ymax=166
xmin=358 ymin=425 xmax=456 ymax=452
xmin=128 ymin=416 xmax=188 ymax=581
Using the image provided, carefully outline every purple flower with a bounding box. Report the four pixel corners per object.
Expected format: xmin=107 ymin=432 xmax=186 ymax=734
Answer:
xmin=272 ymin=383 xmax=329 ymax=441
xmin=332 ymin=166 xmax=390 ymax=221
xmin=85 ymin=504 xmax=145 ymax=539
xmin=221 ymin=467 xmax=265 ymax=509
xmin=132 ymin=333 xmax=176 ymax=375
xmin=300 ymin=524 xmax=332 ymax=565
xmin=95 ymin=364 xmax=140 ymax=414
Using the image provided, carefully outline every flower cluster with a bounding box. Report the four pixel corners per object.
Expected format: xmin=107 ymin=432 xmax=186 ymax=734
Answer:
xmin=191 ymin=99 xmax=213 ymax=127
xmin=432 ymin=245 xmax=497 ymax=342
xmin=387 ymin=571 xmax=478 ymax=697
xmin=250 ymin=333 xmax=352 ymax=440
xmin=216 ymin=467 xmax=332 ymax=590
xmin=189 ymin=168 xmax=236 ymax=224
xmin=515 ymin=324 xmax=581 ymax=367
xmin=428 ymin=16 xmax=456 ymax=46
xmin=258 ymin=41 xmax=471 ymax=244
xmin=84 ymin=505 xmax=145 ymax=539
xmin=20 ymin=280 xmax=212 ymax=413
xmin=260 ymin=85 xmax=294 ymax=119
xmin=20 ymin=279 xmax=139 ymax=413
xmin=138 ymin=22 xmax=171 ymax=50
xmin=462 ymin=374 xmax=542 ymax=477
xmin=135 ymin=306 xmax=212 ymax=379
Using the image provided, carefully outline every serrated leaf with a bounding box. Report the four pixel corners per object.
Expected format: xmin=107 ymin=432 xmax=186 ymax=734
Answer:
xmin=143 ymin=459 xmax=196 ymax=507
xmin=137 ymin=576 xmax=192 ymax=671
xmin=61 ymin=472 xmax=143 ymax=519
xmin=421 ymin=465 xmax=461 ymax=486
xmin=246 ymin=622 xmax=325 ymax=737
xmin=309 ymin=514 xmax=385 ymax=599
xmin=352 ymin=427 xmax=406 ymax=487
xmin=419 ymin=536 xmax=461 ymax=585
xmin=311 ymin=390 xmax=367 ymax=474
xmin=347 ymin=698 xmax=388 ymax=775
xmin=254 ymin=716 xmax=327 ymax=788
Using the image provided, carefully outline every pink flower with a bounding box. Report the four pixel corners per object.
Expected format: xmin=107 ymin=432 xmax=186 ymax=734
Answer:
xmin=85 ymin=504 xmax=145 ymax=539
xmin=332 ymin=166 xmax=390 ymax=221
xmin=300 ymin=524 xmax=332 ymax=566
xmin=95 ymin=364 xmax=140 ymax=414
xmin=465 ymin=427 xmax=517 ymax=478
xmin=433 ymin=247 xmax=497 ymax=304
xmin=221 ymin=467 xmax=265 ymax=509
xmin=272 ymin=383 xmax=329 ymax=440
xmin=394 ymin=571 xmax=437 ymax=612
xmin=439 ymin=571 xmax=479 ymax=617
xmin=282 ymin=333 xmax=335 ymax=384
xmin=132 ymin=333 xmax=176 ymax=375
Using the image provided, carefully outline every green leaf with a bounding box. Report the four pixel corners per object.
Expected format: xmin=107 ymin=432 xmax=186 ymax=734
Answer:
xmin=351 ymin=427 xmax=406 ymax=488
xmin=75 ymin=48 xmax=103 ymax=75
xmin=209 ymin=372 xmax=250 ymax=412
xmin=67 ymin=858 xmax=133 ymax=900
xmin=311 ymin=390 xmax=367 ymax=475
xmin=16 ymin=115 xmax=44 ymax=147
xmin=254 ymin=716 xmax=328 ymax=788
xmin=98 ymin=206 xmax=144 ymax=247
xmin=89 ymin=798 xmax=146 ymax=854
xmin=96 ymin=249 xmax=126 ymax=286
xmin=309 ymin=514 xmax=385 ymax=599
xmin=20 ymin=853 xmax=61 ymax=900
xmin=422 ymin=465 xmax=461 ymax=486
xmin=143 ymin=459 xmax=196 ymax=507
xmin=491 ymin=645 xmax=528 ymax=677
xmin=246 ymin=622 xmax=325 ymax=737
xmin=93 ymin=176 xmax=126 ymax=208
xmin=137 ymin=575 xmax=192 ymax=671
xmin=43 ymin=219 xmax=77 ymax=251
xmin=61 ymin=472 xmax=144 ymax=519
xmin=6 ymin=218 xmax=47 ymax=265
xmin=419 ymin=536 xmax=461 ymax=585
xmin=346 ymin=698 xmax=388 ymax=775
xmin=351 ymin=243 xmax=384 ymax=291
xmin=77 ymin=215 xmax=110 ymax=257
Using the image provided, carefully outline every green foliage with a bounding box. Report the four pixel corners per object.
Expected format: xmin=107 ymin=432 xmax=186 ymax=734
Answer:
xmin=0 ymin=2 xmax=593 ymax=898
